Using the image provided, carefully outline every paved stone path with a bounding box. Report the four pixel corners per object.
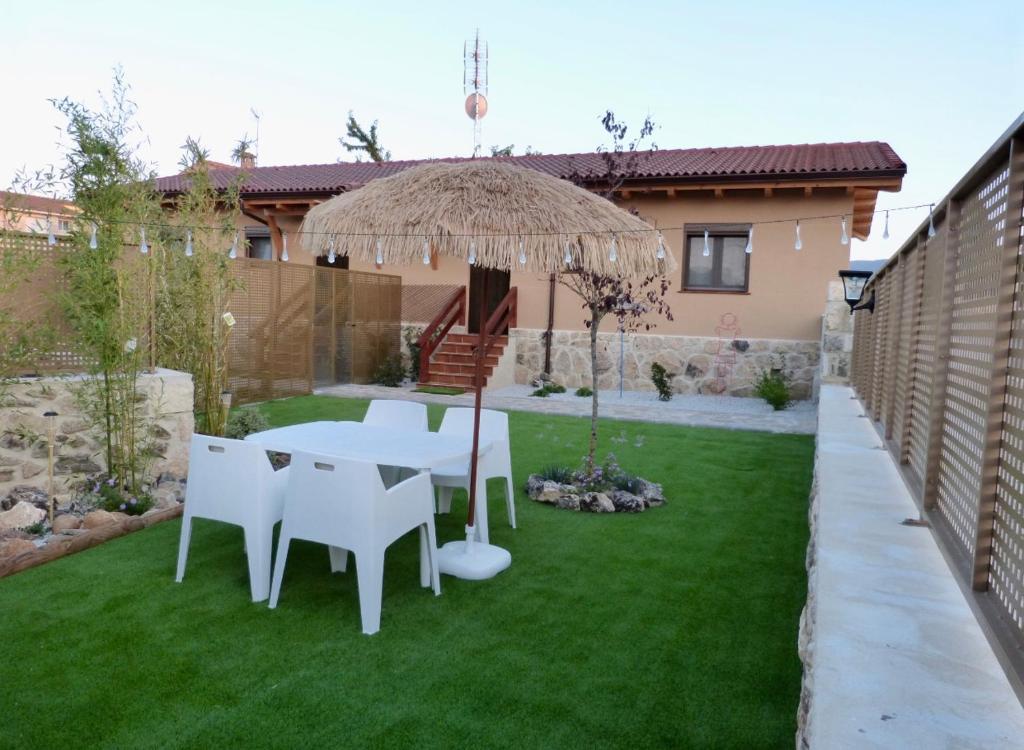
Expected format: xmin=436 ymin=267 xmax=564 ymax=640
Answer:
xmin=313 ymin=383 xmax=816 ymax=434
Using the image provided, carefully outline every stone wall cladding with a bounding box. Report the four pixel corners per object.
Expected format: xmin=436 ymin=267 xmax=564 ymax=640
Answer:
xmin=0 ymin=369 xmax=194 ymax=504
xmin=820 ymin=280 xmax=854 ymax=385
xmin=511 ymin=328 xmax=820 ymax=400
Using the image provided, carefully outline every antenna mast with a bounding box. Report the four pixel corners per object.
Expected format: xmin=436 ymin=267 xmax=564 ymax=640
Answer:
xmin=463 ymin=29 xmax=488 ymax=157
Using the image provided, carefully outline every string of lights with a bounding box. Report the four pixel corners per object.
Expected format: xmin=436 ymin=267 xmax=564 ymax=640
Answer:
xmin=37 ymin=200 xmax=940 ymax=262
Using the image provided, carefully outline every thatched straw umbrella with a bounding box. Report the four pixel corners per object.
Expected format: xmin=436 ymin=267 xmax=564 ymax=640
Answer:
xmin=301 ymin=160 xmax=673 ymax=578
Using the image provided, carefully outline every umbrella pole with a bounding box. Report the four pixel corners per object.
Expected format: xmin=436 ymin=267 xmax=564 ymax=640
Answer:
xmin=435 ymin=279 xmax=512 ymax=580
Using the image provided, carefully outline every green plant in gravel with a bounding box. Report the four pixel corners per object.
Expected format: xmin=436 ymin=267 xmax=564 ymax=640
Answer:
xmin=535 ymin=464 xmax=574 ymax=484
xmin=530 ymin=382 xmax=566 ymax=397
xmin=372 ymin=354 xmax=406 ymax=387
xmin=650 ymin=362 xmax=674 ymax=401
xmin=574 ymin=386 xmax=593 ymax=397
xmin=755 ymin=369 xmax=792 ymax=411
xmin=154 ymin=139 xmax=243 ymax=437
xmin=80 ymin=475 xmax=153 ymax=516
xmin=22 ymin=521 xmax=47 ymax=535
xmin=224 ymin=407 xmax=270 ymax=440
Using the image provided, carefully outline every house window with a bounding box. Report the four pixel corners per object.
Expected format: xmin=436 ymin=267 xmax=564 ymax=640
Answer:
xmin=58 ymin=219 xmax=71 ymax=232
xmin=245 ymin=228 xmax=273 ymax=260
xmin=683 ymin=225 xmax=750 ymax=292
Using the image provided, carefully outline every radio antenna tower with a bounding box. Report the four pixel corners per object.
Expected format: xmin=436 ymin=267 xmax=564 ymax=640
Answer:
xmin=463 ymin=29 xmax=488 ymax=157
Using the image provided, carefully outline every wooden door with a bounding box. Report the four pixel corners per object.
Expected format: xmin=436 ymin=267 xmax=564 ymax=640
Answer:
xmin=468 ymin=266 xmax=511 ymax=333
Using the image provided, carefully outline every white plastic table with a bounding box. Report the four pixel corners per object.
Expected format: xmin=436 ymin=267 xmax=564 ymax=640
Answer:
xmin=244 ymin=421 xmax=494 ymax=540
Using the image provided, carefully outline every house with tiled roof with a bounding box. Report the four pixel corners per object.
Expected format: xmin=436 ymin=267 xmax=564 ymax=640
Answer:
xmin=156 ymin=141 xmax=905 ymax=398
xmin=0 ymin=191 xmax=79 ymax=237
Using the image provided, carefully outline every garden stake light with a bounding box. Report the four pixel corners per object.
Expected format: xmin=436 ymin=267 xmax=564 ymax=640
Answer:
xmin=44 ymin=410 xmax=57 ymax=526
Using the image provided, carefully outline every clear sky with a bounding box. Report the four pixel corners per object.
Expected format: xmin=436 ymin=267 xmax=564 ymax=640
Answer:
xmin=4 ymin=0 xmax=1021 ymax=260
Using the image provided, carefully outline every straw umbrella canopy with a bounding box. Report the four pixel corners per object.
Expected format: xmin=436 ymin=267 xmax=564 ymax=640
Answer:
xmin=299 ymin=160 xmax=673 ymax=577
xmin=300 ymin=160 xmax=675 ymax=276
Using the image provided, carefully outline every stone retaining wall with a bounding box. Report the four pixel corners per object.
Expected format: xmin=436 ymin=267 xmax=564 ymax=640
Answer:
xmin=511 ymin=328 xmax=820 ymax=400
xmin=819 ymin=280 xmax=854 ymax=384
xmin=0 ymin=369 xmax=194 ymax=504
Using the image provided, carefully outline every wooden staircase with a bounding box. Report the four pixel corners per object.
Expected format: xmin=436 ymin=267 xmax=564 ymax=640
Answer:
xmin=416 ymin=286 xmax=517 ymax=391
xmin=420 ymin=333 xmax=509 ymax=389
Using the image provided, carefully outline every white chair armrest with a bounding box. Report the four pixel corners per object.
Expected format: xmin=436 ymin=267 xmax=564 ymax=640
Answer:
xmin=384 ymin=471 xmax=432 ymax=501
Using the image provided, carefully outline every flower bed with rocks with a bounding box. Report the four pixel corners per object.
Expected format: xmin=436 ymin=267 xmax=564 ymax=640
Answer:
xmin=525 ymin=453 xmax=666 ymax=513
xmin=0 ymin=474 xmax=186 ymax=578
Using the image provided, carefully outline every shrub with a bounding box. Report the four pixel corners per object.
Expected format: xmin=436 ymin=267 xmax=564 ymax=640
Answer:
xmin=84 ymin=476 xmax=153 ymax=516
xmin=536 ymin=464 xmax=574 ymax=483
xmin=403 ymin=327 xmax=423 ymax=383
xmin=755 ymin=369 xmax=792 ymax=411
xmin=574 ymin=386 xmax=593 ymax=397
xmin=530 ymin=382 xmax=567 ymax=397
xmin=372 ymin=355 xmax=406 ymax=387
xmin=225 ymin=407 xmax=270 ymax=440
xmin=650 ymin=363 xmax=674 ymax=401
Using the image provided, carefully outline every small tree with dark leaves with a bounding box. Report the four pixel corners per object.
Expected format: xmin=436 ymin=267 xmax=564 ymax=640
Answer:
xmin=559 ymin=110 xmax=671 ymax=473
xmin=340 ymin=111 xmax=391 ymax=162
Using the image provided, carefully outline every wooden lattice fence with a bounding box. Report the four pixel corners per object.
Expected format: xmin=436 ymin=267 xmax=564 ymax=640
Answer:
xmin=1 ymin=240 xmax=401 ymax=404
xmin=850 ymin=115 xmax=1024 ymax=683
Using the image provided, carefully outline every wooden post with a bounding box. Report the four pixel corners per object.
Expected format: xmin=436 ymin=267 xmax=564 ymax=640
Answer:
xmin=923 ymin=201 xmax=961 ymax=511
xmin=972 ymin=137 xmax=1024 ymax=591
xmin=883 ymin=259 xmax=906 ymax=440
xmin=897 ymin=243 xmax=925 ymax=464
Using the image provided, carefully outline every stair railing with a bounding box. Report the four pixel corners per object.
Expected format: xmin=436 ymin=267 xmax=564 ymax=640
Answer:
xmin=478 ymin=286 xmax=518 ymax=361
xmin=416 ymin=286 xmax=466 ymax=384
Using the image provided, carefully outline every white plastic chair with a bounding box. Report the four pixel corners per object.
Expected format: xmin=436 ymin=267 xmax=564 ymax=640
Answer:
xmin=362 ymin=399 xmax=428 ymax=432
xmin=175 ymin=434 xmax=288 ymax=602
xmin=432 ymin=407 xmax=515 ymax=545
xmin=268 ymin=451 xmax=441 ymax=635
xmin=362 ymin=399 xmax=429 ymax=486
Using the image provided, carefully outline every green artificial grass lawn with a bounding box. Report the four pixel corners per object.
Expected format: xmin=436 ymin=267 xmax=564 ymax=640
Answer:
xmin=0 ymin=396 xmax=813 ymax=749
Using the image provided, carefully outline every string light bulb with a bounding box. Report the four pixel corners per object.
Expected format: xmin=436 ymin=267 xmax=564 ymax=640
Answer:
xmin=609 ymin=235 xmax=618 ymax=263
xmin=564 ymin=238 xmax=573 ymax=266
xmin=139 ymin=227 xmax=148 ymax=254
xmin=375 ymin=239 xmax=384 ymax=265
xmin=882 ymin=211 xmax=890 ymax=240
xmin=184 ymin=230 xmax=193 ymax=257
xmin=89 ymin=223 xmax=98 ymax=250
xmin=281 ymin=232 xmax=289 ymax=262
xmin=656 ymin=232 xmax=666 ymax=260
xmin=229 ymin=232 xmax=238 ymax=259
xmin=927 ymin=204 xmax=936 ymax=238
xmin=468 ymin=240 xmax=477 ymax=265
xmin=47 ymin=217 xmax=56 ymax=246
xmin=422 ymin=237 xmax=431 ymax=265
xmin=744 ymin=226 xmax=753 ymax=255
xmin=702 ymin=229 xmax=710 ymax=257
xmin=518 ymin=238 xmax=527 ymax=266
xmin=794 ymin=221 xmax=802 ymax=251
xmin=840 ymin=216 xmax=849 ymax=245
xmin=327 ymin=236 xmax=336 ymax=264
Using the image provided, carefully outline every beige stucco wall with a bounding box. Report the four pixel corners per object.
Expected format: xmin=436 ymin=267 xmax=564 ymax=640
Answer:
xmin=238 ymin=187 xmax=855 ymax=343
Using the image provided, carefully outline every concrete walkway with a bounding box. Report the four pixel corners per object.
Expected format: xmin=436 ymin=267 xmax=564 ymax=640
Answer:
xmin=803 ymin=385 xmax=1024 ymax=748
xmin=313 ymin=382 xmax=816 ymax=434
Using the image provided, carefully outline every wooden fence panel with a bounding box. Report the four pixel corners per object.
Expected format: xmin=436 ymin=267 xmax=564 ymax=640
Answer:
xmin=850 ymin=118 xmax=1024 ymax=682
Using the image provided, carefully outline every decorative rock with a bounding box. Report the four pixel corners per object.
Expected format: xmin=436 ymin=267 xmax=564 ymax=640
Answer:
xmin=0 ymin=433 xmax=26 ymax=450
xmin=0 ymin=501 xmax=46 ymax=531
xmin=59 ymin=419 xmax=88 ymax=435
xmin=30 ymin=441 xmax=51 ymax=459
xmin=580 ymin=492 xmax=615 ymax=513
xmin=610 ymin=490 xmax=646 ymax=513
xmin=0 ymin=538 xmax=36 ymax=558
xmin=20 ymin=461 xmax=45 ymax=480
xmin=634 ymin=478 xmax=666 ymax=507
xmin=535 ymin=481 xmax=567 ymax=504
xmin=0 ymin=469 xmax=13 ymax=483
xmin=82 ymin=510 xmax=118 ymax=529
xmin=524 ymin=474 xmax=547 ymax=497
xmin=52 ymin=514 xmax=82 ymax=533
xmin=55 ymin=455 xmax=102 ymax=475
xmin=153 ymin=491 xmax=180 ymax=510
xmin=555 ymin=494 xmax=581 ymax=511
xmin=2 ymin=485 xmax=50 ymax=512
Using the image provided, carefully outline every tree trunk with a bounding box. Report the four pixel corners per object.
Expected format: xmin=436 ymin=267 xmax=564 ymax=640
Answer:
xmin=587 ymin=309 xmax=601 ymax=474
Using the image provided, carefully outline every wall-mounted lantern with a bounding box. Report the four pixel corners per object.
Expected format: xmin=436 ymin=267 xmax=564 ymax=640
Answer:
xmin=838 ymin=269 xmax=874 ymax=314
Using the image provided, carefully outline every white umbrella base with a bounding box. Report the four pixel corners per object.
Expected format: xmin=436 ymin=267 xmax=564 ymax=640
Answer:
xmin=437 ymin=540 xmax=511 ymax=580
